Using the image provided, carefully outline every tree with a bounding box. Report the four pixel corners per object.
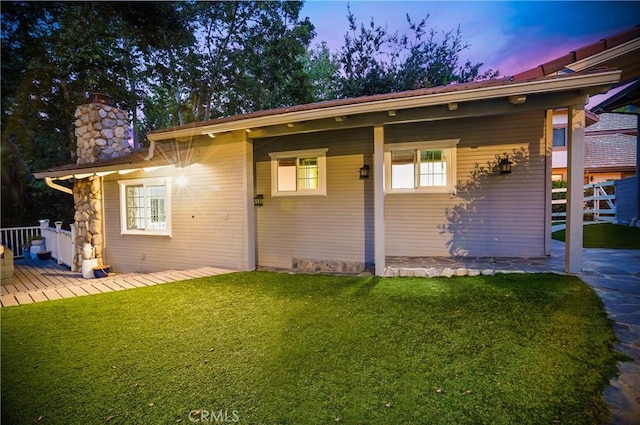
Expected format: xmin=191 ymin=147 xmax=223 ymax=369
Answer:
xmin=336 ymin=9 xmax=499 ymax=98
xmin=304 ymin=42 xmax=342 ymax=102
xmin=1 ymin=1 xmax=192 ymax=226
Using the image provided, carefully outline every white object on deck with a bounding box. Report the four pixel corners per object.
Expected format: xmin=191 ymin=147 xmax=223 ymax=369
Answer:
xmin=81 ymin=259 xmax=99 ymax=278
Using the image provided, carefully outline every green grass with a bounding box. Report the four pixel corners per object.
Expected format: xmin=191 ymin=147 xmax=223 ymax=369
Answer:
xmin=552 ymin=223 xmax=640 ymax=249
xmin=1 ymin=272 xmax=622 ymax=424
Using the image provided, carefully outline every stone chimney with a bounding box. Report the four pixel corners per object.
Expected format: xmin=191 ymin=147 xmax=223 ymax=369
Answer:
xmin=74 ymin=93 xmax=131 ymax=165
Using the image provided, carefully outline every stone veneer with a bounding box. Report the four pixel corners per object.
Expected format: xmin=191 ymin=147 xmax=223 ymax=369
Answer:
xmin=72 ymin=176 xmax=103 ymax=271
xmin=74 ymin=101 xmax=131 ymax=165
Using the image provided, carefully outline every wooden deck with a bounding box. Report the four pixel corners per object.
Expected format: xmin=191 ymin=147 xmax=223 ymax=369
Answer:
xmin=1 ymin=258 xmax=235 ymax=307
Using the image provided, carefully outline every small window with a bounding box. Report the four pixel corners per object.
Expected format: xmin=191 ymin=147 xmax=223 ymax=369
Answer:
xmin=118 ymin=177 xmax=172 ymax=236
xmin=384 ymin=140 xmax=458 ymax=193
xmin=553 ymin=127 xmax=566 ymax=147
xmin=269 ymin=149 xmax=327 ymax=196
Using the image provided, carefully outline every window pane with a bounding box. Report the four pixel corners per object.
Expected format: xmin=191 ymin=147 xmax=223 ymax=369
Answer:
xmin=391 ymin=150 xmax=415 ymax=189
xmin=277 ymin=158 xmax=297 ymax=192
xmin=298 ymin=157 xmax=318 ymax=190
xmin=126 ymin=186 xmax=145 ymax=230
xmin=553 ymin=128 xmax=566 ymax=147
xmin=146 ymin=185 xmax=166 ymax=229
xmin=419 ymin=150 xmax=447 ymax=187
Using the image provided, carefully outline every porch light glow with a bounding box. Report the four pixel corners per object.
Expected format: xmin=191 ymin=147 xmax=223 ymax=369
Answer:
xmin=176 ymin=175 xmax=188 ymax=186
xmin=498 ymin=155 xmax=512 ymax=174
xmin=359 ymin=164 xmax=370 ymax=179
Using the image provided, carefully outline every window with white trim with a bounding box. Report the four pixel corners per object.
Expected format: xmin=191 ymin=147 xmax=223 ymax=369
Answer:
xmin=384 ymin=139 xmax=458 ymax=193
xmin=269 ymin=148 xmax=328 ymax=196
xmin=118 ymin=177 xmax=172 ymax=236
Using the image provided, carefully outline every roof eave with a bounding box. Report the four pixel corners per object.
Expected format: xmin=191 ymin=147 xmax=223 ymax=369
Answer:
xmin=148 ymin=70 xmax=622 ymax=142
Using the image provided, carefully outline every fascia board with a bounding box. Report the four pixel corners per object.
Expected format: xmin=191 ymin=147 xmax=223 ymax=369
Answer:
xmin=148 ymin=70 xmax=622 ymax=142
xmin=565 ymin=39 xmax=640 ymax=73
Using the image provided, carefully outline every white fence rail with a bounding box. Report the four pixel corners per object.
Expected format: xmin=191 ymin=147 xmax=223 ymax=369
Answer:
xmin=1 ymin=223 xmax=74 ymax=268
xmin=41 ymin=226 xmax=74 ymax=267
xmin=552 ymin=181 xmax=616 ymax=222
xmin=0 ymin=226 xmax=40 ymax=257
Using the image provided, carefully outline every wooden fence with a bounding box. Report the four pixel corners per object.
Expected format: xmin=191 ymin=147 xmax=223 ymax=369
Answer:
xmin=552 ymin=181 xmax=616 ymax=222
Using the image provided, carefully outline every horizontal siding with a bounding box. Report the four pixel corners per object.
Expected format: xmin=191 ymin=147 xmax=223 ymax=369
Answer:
xmin=255 ymin=128 xmax=374 ymax=269
xmin=385 ymin=112 xmax=547 ymax=257
xmin=103 ymin=136 xmax=248 ymax=273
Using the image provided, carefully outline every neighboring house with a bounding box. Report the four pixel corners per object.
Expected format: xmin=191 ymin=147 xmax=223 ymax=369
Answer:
xmin=35 ymin=69 xmax=621 ymax=276
xmin=551 ymin=112 xmax=637 ymax=183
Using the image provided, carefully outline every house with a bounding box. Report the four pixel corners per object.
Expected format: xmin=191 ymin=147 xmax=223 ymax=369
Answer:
xmin=551 ymin=112 xmax=637 ymax=183
xmin=35 ymin=69 xmax=621 ymax=276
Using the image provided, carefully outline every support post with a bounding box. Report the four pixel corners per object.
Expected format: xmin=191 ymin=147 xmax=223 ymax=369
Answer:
xmin=55 ymin=221 xmax=63 ymax=265
xmin=374 ymin=125 xmax=385 ymax=276
xmin=565 ymin=102 xmax=586 ymax=273
xmin=544 ymin=109 xmax=553 ymax=256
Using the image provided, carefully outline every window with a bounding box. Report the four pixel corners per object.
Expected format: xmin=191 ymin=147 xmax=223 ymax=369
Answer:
xmin=553 ymin=127 xmax=566 ymax=147
xmin=384 ymin=139 xmax=458 ymax=193
xmin=118 ymin=177 xmax=172 ymax=236
xmin=269 ymin=148 xmax=328 ymax=196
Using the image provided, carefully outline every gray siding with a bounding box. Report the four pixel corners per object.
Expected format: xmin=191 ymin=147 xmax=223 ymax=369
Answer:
xmin=254 ymin=128 xmax=374 ymax=269
xmin=384 ymin=112 xmax=547 ymax=257
xmin=615 ymin=176 xmax=638 ymax=223
xmin=103 ymin=135 xmax=249 ymax=273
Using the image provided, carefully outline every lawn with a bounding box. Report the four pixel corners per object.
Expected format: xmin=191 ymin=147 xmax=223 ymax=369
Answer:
xmin=552 ymin=222 xmax=640 ymax=249
xmin=1 ymin=272 xmax=622 ymax=425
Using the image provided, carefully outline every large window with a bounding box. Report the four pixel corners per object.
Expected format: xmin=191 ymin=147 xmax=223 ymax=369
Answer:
xmin=118 ymin=177 xmax=172 ymax=236
xmin=384 ymin=140 xmax=458 ymax=193
xmin=269 ymin=148 xmax=328 ymax=196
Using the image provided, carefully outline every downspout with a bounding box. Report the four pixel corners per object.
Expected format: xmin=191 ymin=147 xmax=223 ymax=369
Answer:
xmin=45 ymin=177 xmax=73 ymax=195
xmin=144 ymin=140 xmax=156 ymax=161
xmin=100 ymin=176 xmax=107 ymax=267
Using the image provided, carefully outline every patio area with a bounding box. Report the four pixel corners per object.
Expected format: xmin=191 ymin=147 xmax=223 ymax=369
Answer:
xmin=0 ymin=258 xmax=234 ymax=307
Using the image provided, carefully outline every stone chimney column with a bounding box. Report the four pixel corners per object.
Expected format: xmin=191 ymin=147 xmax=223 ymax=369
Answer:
xmin=74 ymin=94 xmax=131 ymax=165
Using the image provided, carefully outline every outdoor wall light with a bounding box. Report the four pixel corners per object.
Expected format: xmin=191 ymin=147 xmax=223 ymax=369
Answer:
xmin=359 ymin=164 xmax=370 ymax=179
xmin=498 ymin=156 xmax=512 ymax=174
xmin=254 ymin=194 xmax=264 ymax=207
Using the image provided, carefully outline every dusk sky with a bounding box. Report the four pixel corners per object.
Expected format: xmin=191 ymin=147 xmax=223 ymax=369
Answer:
xmin=301 ymin=1 xmax=640 ymax=77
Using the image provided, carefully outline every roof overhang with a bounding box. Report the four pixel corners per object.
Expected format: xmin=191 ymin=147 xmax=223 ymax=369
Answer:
xmin=147 ymin=70 xmax=622 ymax=142
xmin=35 ymin=70 xmax=621 ymax=181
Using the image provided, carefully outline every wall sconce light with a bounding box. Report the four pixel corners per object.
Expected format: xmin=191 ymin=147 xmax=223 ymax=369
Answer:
xmin=498 ymin=156 xmax=512 ymax=174
xmin=359 ymin=164 xmax=370 ymax=179
xmin=254 ymin=194 xmax=264 ymax=207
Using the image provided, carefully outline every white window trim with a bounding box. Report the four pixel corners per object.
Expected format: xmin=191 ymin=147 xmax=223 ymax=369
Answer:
xmin=268 ymin=148 xmax=328 ymax=196
xmin=384 ymin=139 xmax=459 ymax=194
xmin=118 ymin=177 xmax=172 ymax=236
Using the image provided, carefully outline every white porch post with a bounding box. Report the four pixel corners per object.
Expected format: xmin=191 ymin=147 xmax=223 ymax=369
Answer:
xmin=374 ymin=125 xmax=385 ymax=276
xmin=565 ymin=102 xmax=587 ymax=273
xmin=242 ymin=133 xmax=256 ymax=271
xmin=544 ymin=110 xmax=553 ymax=256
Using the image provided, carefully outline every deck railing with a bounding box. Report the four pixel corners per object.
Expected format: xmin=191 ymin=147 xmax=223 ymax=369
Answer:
xmin=1 ymin=222 xmax=75 ymax=268
xmin=0 ymin=226 xmax=40 ymax=258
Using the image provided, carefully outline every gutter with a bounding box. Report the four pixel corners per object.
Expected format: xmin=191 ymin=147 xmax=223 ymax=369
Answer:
xmin=147 ymin=70 xmax=622 ymax=142
xmin=45 ymin=177 xmax=73 ymax=195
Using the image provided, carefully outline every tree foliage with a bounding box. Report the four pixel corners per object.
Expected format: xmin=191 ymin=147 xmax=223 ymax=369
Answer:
xmin=336 ymin=9 xmax=499 ymax=98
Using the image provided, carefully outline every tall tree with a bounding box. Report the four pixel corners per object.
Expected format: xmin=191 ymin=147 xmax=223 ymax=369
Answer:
xmin=1 ymin=1 xmax=192 ymax=226
xmin=336 ymin=9 xmax=499 ymax=98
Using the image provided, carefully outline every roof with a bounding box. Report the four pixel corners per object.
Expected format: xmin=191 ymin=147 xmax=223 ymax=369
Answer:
xmin=586 ymin=112 xmax=638 ymax=133
xmin=35 ymin=68 xmax=622 ymax=179
xmin=147 ymin=69 xmax=621 ymax=142
xmin=584 ymin=133 xmax=637 ymax=171
xmin=513 ymin=25 xmax=640 ymax=85
xmin=591 ymin=80 xmax=640 ymax=113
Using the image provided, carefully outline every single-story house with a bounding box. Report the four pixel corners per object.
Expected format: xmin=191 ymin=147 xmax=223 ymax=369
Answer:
xmin=35 ymin=69 xmax=622 ymax=276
